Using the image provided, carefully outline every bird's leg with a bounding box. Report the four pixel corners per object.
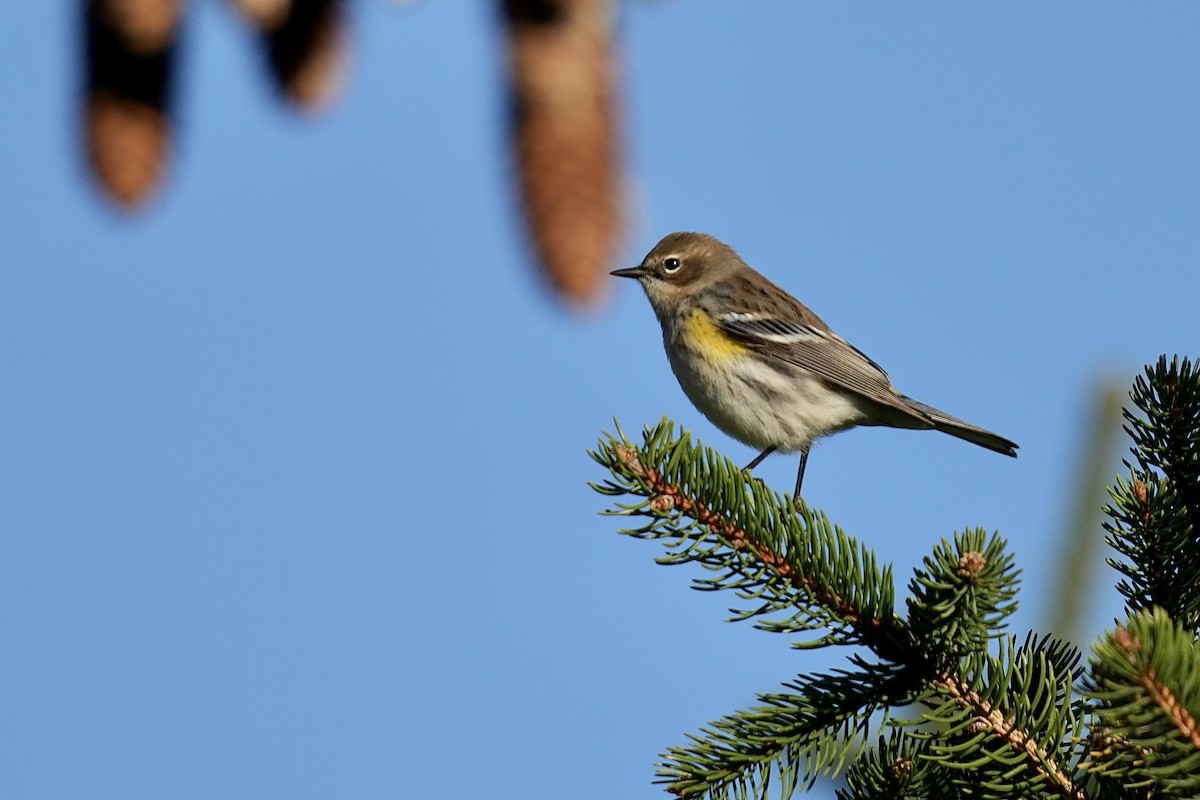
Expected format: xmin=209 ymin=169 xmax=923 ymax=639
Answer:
xmin=792 ymin=447 xmax=810 ymax=508
xmin=742 ymin=446 xmax=775 ymax=474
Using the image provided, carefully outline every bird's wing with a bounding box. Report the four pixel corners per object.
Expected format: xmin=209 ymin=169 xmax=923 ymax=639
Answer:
xmin=715 ymin=311 xmax=932 ymax=424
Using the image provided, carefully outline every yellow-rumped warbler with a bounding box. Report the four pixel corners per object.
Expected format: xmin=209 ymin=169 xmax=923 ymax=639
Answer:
xmin=612 ymin=232 xmax=1017 ymax=503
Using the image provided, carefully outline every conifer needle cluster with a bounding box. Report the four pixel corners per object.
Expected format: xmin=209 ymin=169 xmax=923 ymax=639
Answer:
xmin=591 ymin=355 xmax=1200 ymax=799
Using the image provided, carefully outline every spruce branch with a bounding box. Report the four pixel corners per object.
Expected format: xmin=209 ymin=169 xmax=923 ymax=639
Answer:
xmin=1125 ymin=356 xmax=1200 ymax=514
xmin=591 ymin=420 xmax=1085 ymax=800
xmin=591 ymin=356 xmax=1200 ymax=798
xmin=1085 ymin=608 xmax=1200 ymax=793
xmin=656 ymin=658 xmax=917 ymax=798
xmin=919 ymin=641 xmax=1086 ymax=800
xmin=837 ymin=731 xmax=956 ymax=800
xmin=907 ymin=531 xmax=1020 ymax=656
xmin=590 ymin=419 xmax=906 ymax=656
xmin=1104 ymin=355 xmax=1200 ymax=628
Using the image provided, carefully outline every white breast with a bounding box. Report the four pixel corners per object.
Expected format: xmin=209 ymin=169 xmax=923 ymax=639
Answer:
xmin=664 ymin=330 xmax=868 ymax=452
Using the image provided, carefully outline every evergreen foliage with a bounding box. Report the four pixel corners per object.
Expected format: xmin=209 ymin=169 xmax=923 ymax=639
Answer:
xmin=591 ymin=355 xmax=1200 ymax=799
xmin=1104 ymin=355 xmax=1200 ymax=629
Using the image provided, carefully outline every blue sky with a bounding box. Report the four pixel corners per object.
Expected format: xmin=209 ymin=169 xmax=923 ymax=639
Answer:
xmin=2 ymin=3 xmax=1198 ymax=798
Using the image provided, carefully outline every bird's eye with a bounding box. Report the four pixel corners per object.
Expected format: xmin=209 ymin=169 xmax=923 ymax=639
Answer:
xmin=662 ymin=257 xmax=682 ymax=274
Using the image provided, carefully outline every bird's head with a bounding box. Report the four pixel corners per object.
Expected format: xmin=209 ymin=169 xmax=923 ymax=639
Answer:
xmin=611 ymin=231 xmax=744 ymax=316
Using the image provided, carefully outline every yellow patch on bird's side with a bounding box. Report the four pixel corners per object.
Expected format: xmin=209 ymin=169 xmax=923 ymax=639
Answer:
xmin=684 ymin=309 xmax=749 ymax=361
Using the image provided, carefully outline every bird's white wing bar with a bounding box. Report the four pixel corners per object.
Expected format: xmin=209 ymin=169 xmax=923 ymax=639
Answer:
xmin=717 ymin=313 xmax=827 ymax=344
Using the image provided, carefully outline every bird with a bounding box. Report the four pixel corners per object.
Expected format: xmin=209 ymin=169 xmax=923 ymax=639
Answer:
xmin=611 ymin=231 xmax=1017 ymax=504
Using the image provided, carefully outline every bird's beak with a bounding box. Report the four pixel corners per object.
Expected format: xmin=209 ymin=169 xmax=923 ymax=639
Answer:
xmin=610 ymin=266 xmax=648 ymax=279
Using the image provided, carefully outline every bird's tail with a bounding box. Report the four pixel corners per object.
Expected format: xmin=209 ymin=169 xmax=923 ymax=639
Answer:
xmin=900 ymin=396 xmax=1019 ymax=457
